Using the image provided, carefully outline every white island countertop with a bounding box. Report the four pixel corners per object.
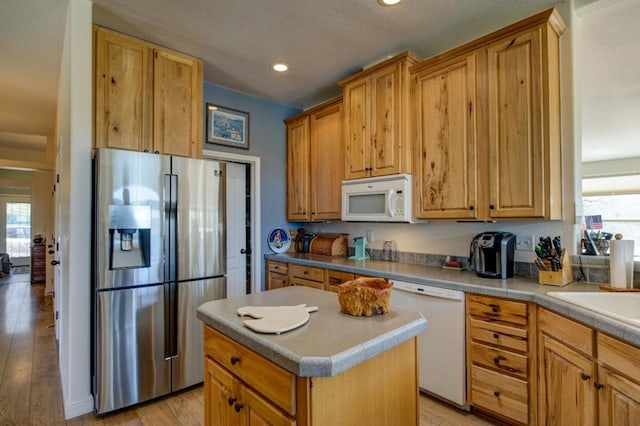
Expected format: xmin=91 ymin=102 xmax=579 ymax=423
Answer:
xmin=197 ymin=286 xmax=427 ymax=377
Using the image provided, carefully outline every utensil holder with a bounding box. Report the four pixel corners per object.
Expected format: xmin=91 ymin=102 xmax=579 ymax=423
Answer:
xmin=538 ymin=249 xmax=573 ymax=286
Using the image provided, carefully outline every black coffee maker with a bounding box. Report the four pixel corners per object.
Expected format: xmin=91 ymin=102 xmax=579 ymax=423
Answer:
xmin=469 ymin=232 xmax=516 ymax=279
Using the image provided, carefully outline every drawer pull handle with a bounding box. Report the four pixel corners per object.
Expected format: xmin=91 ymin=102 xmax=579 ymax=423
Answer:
xmin=493 ymin=356 xmax=506 ymax=364
xmin=490 ymin=304 xmax=500 ymax=313
xmin=493 ymin=333 xmax=500 ymax=339
xmin=227 ymin=397 xmax=236 ymax=406
xmin=594 ymin=382 xmax=604 ymax=390
xmin=230 ymin=356 xmax=240 ymax=365
xmin=493 ymin=391 xmax=500 ymax=397
xmin=234 ymin=403 xmax=244 ymax=413
xmin=581 ymin=373 xmax=591 ymax=381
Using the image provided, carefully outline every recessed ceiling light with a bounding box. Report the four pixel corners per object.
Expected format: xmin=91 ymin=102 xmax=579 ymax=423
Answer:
xmin=377 ymin=0 xmax=402 ymax=6
xmin=272 ymin=62 xmax=289 ymax=72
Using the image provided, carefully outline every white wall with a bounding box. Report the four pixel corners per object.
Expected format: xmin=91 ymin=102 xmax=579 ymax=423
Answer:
xmin=56 ymin=0 xmax=93 ymax=419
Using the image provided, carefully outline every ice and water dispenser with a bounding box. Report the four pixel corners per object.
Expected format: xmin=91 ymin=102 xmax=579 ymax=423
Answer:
xmin=108 ymin=204 xmax=151 ymax=269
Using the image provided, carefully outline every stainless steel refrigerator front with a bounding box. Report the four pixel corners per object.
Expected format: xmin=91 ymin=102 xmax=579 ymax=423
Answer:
xmin=93 ymin=148 xmax=226 ymax=414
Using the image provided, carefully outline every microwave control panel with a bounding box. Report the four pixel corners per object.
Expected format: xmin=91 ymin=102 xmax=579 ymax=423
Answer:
xmin=392 ymin=190 xmax=405 ymax=216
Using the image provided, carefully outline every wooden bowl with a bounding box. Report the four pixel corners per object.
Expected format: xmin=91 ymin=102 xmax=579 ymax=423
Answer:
xmin=337 ymin=277 xmax=392 ymax=316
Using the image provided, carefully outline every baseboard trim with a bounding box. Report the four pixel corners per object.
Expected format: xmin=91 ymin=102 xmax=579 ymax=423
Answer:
xmin=64 ymin=394 xmax=94 ymax=420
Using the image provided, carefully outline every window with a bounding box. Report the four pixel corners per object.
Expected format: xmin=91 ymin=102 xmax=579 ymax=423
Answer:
xmin=6 ymin=202 xmax=31 ymax=259
xmin=582 ymin=193 xmax=640 ymax=257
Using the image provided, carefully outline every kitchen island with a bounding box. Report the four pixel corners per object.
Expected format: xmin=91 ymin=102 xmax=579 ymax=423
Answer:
xmin=197 ymin=285 xmax=427 ymax=426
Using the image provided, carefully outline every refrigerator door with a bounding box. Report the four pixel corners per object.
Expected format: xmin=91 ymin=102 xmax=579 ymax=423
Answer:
xmin=95 ymin=285 xmax=171 ymax=414
xmin=170 ymin=157 xmax=226 ymax=281
xmin=95 ymin=148 xmax=170 ymax=289
xmin=172 ymin=277 xmax=226 ymax=390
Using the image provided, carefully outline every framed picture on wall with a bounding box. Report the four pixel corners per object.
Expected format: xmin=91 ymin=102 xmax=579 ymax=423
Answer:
xmin=206 ymin=103 xmax=250 ymax=149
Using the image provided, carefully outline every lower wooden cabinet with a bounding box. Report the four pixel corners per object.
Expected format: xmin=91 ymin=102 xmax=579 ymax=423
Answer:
xmin=266 ymin=261 xmax=289 ymax=290
xmin=325 ymin=270 xmax=355 ymax=293
xmin=204 ymin=324 xmax=419 ymax=425
xmin=466 ymin=294 xmax=534 ymax=425
xmin=288 ymin=264 xmax=325 ymax=290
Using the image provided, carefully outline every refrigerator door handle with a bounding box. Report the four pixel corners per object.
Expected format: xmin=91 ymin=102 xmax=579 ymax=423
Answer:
xmin=164 ymin=174 xmax=178 ymax=283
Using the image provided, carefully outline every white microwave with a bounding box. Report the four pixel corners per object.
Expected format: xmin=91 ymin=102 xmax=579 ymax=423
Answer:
xmin=341 ymin=174 xmax=416 ymax=222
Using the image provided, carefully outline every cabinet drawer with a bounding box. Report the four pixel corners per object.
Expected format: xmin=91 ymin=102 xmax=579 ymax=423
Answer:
xmin=269 ymin=272 xmax=289 ymax=290
xmin=598 ymin=333 xmax=640 ymax=382
xmin=469 ymin=318 xmax=528 ymax=353
xmin=538 ymin=308 xmax=595 ymax=357
xmin=204 ymin=325 xmax=296 ymax=415
xmin=468 ymin=294 xmax=528 ymax=326
xmin=268 ymin=261 xmax=288 ymax=274
xmin=290 ymin=264 xmax=325 ymax=282
xmin=291 ymin=277 xmax=323 ymax=290
xmin=471 ymin=365 xmax=528 ymax=424
xmin=326 ymin=270 xmax=355 ymax=293
xmin=470 ymin=342 xmax=528 ymax=380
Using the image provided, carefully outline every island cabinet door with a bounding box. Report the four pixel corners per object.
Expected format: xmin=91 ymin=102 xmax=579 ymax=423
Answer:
xmin=204 ymin=358 xmax=242 ymax=425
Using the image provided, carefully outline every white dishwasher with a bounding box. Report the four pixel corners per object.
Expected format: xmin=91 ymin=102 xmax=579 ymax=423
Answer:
xmin=391 ymin=280 xmax=468 ymax=409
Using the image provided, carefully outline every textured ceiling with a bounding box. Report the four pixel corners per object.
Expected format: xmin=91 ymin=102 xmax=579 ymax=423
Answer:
xmin=1 ymin=0 xmax=639 ymax=165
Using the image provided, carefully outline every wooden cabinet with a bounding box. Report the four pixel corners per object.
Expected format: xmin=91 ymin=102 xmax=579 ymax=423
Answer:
xmin=266 ymin=261 xmax=289 ymax=290
xmin=340 ymin=52 xmax=419 ymax=180
xmin=411 ymin=9 xmax=565 ymax=220
xmin=30 ymin=243 xmax=46 ymax=284
xmin=204 ymin=324 xmax=419 ymax=425
xmin=412 ymin=52 xmax=479 ymax=219
xmin=537 ymin=308 xmax=597 ymax=425
xmin=289 ymin=264 xmax=325 ymax=290
xmin=94 ymin=26 xmax=203 ymax=158
xmin=597 ymin=333 xmax=640 ymax=425
xmin=285 ymin=98 xmax=343 ymax=222
xmin=466 ymin=294 xmax=535 ymax=425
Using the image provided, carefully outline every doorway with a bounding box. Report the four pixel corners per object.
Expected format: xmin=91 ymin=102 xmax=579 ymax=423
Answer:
xmin=204 ymin=150 xmax=261 ymax=295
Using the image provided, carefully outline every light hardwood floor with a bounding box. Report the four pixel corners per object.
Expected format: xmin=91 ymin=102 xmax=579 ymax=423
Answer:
xmin=0 ymin=272 xmax=495 ymax=426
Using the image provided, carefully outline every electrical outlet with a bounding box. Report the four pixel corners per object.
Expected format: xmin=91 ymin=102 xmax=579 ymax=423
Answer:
xmin=366 ymin=229 xmax=375 ymax=241
xmin=516 ymin=235 xmax=535 ymax=251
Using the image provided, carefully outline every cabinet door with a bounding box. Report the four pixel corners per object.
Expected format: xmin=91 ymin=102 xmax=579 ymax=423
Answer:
xmin=413 ymin=53 xmax=479 ymax=219
xmin=487 ymin=28 xmax=544 ymax=218
xmin=205 ymin=357 xmax=242 ymax=426
xmin=538 ymin=334 xmax=597 ymax=425
xmin=369 ymin=63 xmax=401 ymax=177
xmin=153 ymin=48 xmax=203 ymax=158
xmin=598 ymin=366 xmax=640 ymax=426
xmin=310 ymin=101 xmax=343 ymax=220
xmin=344 ymin=79 xmax=371 ymax=179
xmin=94 ymin=27 xmax=153 ymax=152
xmin=286 ymin=117 xmax=311 ymax=221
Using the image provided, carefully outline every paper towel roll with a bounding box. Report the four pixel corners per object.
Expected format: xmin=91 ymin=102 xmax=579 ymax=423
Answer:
xmin=610 ymin=239 xmax=634 ymax=289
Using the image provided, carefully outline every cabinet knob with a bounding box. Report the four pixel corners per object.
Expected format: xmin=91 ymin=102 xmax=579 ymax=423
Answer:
xmin=230 ymin=356 xmax=240 ymax=365
xmin=594 ymin=382 xmax=604 ymax=390
xmin=303 ymin=271 xmax=309 ymax=275
xmin=469 ymin=206 xmax=474 ymax=211
xmin=490 ymin=304 xmax=500 ymax=313
xmin=234 ymin=403 xmax=244 ymax=413
xmin=489 ymin=204 xmax=495 ymax=210
xmin=493 ymin=356 xmax=506 ymax=364
xmin=581 ymin=373 xmax=591 ymax=381
xmin=227 ymin=397 xmax=236 ymax=406
xmin=493 ymin=333 xmax=500 ymax=339
xmin=493 ymin=391 xmax=500 ymax=397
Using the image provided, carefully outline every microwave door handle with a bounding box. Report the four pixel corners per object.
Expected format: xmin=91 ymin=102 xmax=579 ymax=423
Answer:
xmin=388 ymin=189 xmax=395 ymax=217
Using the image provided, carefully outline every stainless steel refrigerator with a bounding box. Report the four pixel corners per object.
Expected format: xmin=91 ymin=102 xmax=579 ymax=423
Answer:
xmin=92 ymin=148 xmax=226 ymax=414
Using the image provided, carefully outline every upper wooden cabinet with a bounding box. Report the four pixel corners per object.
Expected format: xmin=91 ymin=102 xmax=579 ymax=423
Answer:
xmin=411 ymin=9 xmax=566 ymax=220
xmin=94 ymin=26 xmax=203 ymax=158
xmin=285 ymin=97 xmax=343 ymax=222
xmin=340 ymin=52 xmax=419 ymax=180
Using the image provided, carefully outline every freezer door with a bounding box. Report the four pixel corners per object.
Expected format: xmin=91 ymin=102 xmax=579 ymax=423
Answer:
xmin=172 ymin=277 xmax=226 ymax=390
xmin=170 ymin=157 xmax=226 ymax=280
xmin=94 ymin=148 xmax=170 ymax=289
xmin=95 ymin=285 xmax=171 ymax=414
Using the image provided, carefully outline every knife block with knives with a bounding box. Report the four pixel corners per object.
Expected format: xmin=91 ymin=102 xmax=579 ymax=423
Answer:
xmin=538 ymin=248 xmax=573 ymax=286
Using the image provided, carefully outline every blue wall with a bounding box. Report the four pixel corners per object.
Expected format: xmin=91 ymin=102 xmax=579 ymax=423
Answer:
xmin=203 ymin=83 xmax=301 ymax=287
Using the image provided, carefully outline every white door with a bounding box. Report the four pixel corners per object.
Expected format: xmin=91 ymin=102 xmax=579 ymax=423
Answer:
xmin=225 ymin=162 xmax=248 ymax=297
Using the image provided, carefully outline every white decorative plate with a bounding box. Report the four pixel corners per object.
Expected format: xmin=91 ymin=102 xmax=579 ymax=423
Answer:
xmin=267 ymin=227 xmax=291 ymax=254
